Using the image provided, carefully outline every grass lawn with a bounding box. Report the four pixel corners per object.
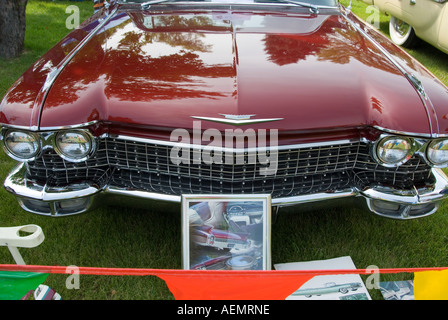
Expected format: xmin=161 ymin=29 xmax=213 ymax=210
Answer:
xmin=0 ymin=0 xmax=448 ymax=300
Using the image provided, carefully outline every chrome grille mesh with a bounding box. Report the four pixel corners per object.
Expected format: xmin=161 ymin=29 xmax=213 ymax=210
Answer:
xmin=27 ymin=137 xmax=434 ymax=198
xmin=106 ymin=138 xmax=361 ymax=181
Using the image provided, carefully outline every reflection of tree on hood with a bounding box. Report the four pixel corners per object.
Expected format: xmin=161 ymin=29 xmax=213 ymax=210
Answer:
xmin=150 ymin=14 xmax=218 ymax=31
xmin=263 ymin=15 xmax=399 ymax=75
xmin=263 ymin=33 xmax=329 ymax=65
xmin=316 ymin=27 xmax=399 ymax=74
xmin=262 ymin=16 xmax=339 ymax=66
xmin=41 ymin=16 xmax=236 ymax=107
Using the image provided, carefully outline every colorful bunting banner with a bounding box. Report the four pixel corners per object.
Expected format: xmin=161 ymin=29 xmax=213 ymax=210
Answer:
xmin=1 ymin=264 xmax=448 ymax=300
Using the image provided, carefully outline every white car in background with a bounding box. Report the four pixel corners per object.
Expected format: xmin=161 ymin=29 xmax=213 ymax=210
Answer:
xmin=363 ymin=0 xmax=448 ymax=53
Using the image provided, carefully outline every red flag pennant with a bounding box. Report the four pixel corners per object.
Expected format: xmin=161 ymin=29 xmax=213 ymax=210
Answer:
xmin=159 ymin=272 xmax=315 ymax=300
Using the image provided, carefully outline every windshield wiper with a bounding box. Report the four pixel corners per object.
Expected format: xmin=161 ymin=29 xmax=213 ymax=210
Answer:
xmin=274 ymin=0 xmax=319 ymax=14
xmin=140 ymin=0 xmax=175 ymax=10
xmin=140 ymin=0 xmax=320 ymax=12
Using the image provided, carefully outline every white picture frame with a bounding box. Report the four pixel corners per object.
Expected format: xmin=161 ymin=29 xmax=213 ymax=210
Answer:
xmin=182 ymin=194 xmax=271 ymax=271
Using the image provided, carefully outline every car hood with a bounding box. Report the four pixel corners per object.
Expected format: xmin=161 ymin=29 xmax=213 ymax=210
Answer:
xmin=2 ymin=6 xmax=445 ymax=141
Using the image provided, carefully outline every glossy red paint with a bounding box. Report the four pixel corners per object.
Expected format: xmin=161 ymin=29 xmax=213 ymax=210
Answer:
xmin=2 ymin=4 xmax=448 ymax=142
xmin=0 ymin=12 xmax=106 ymax=128
xmin=350 ymin=10 xmax=448 ymax=136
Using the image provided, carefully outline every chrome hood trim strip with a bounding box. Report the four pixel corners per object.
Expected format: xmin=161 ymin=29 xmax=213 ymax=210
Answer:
xmin=107 ymin=133 xmax=358 ymax=152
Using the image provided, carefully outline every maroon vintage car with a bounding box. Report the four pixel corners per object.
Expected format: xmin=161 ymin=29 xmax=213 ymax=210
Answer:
xmin=1 ymin=0 xmax=448 ymax=219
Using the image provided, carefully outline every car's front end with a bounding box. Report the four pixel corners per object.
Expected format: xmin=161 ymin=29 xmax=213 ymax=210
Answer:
xmin=2 ymin=0 xmax=448 ymax=219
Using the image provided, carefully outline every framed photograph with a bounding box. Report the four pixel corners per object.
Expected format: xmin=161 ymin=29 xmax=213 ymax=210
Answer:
xmin=182 ymin=194 xmax=271 ymax=270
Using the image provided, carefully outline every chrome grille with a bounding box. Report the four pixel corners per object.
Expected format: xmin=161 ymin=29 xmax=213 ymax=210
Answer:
xmin=106 ymin=138 xmax=361 ymax=181
xmin=27 ymin=137 xmax=434 ymax=198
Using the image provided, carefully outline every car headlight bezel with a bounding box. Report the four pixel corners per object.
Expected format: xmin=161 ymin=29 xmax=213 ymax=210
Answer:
xmin=53 ymin=129 xmax=96 ymax=162
xmin=2 ymin=129 xmax=42 ymax=161
xmin=374 ymin=135 xmax=414 ymax=167
xmin=426 ymin=138 xmax=448 ymax=168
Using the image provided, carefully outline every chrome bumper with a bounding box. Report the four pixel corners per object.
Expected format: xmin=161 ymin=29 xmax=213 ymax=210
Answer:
xmin=4 ymin=163 xmax=448 ymax=219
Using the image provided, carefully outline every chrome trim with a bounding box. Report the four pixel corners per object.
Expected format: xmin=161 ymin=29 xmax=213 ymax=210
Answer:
xmin=0 ymin=121 xmax=100 ymax=132
xmin=106 ymin=185 xmax=356 ymax=206
xmin=109 ymin=133 xmax=358 ymax=152
xmin=271 ymin=188 xmax=356 ymax=206
xmin=37 ymin=121 xmax=100 ymax=132
xmin=4 ymin=164 xmax=102 ymax=202
xmin=16 ymin=197 xmax=94 ymax=217
xmin=106 ymin=186 xmax=181 ymax=202
xmin=407 ymin=73 xmax=427 ymax=98
xmin=191 ymin=115 xmax=284 ymax=126
xmin=372 ymin=125 xmax=433 ymax=139
xmin=361 ymin=169 xmax=448 ymax=205
xmin=279 ymin=0 xmax=320 ymax=13
xmin=140 ymin=0 xmax=172 ymax=10
xmin=361 ymin=168 xmax=448 ymax=219
xmin=4 ymin=164 xmax=101 ymax=217
xmin=0 ymin=124 xmax=42 ymax=132
xmin=120 ymin=1 xmax=339 ymax=10
xmin=5 ymin=160 xmax=448 ymax=219
xmin=367 ymin=125 xmax=448 ymax=140
xmin=365 ymin=199 xmax=438 ymax=219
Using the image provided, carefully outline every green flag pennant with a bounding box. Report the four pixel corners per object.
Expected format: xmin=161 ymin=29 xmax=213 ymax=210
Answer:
xmin=0 ymin=271 xmax=49 ymax=300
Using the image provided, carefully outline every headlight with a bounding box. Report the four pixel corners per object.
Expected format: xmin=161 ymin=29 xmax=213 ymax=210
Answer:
xmin=376 ymin=136 xmax=413 ymax=166
xmin=54 ymin=130 xmax=94 ymax=162
xmin=427 ymin=139 xmax=448 ymax=167
xmin=3 ymin=130 xmax=40 ymax=161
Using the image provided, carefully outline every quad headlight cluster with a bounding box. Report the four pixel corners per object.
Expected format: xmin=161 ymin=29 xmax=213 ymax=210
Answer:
xmin=375 ymin=135 xmax=448 ymax=168
xmin=1 ymin=129 xmax=96 ymax=162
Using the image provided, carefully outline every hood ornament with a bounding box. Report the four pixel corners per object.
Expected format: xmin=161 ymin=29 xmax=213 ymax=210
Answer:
xmin=191 ymin=114 xmax=283 ymax=126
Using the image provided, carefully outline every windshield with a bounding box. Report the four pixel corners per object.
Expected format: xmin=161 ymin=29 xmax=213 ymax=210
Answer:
xmin=119 ymin=0 xmax=339 ymax=8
